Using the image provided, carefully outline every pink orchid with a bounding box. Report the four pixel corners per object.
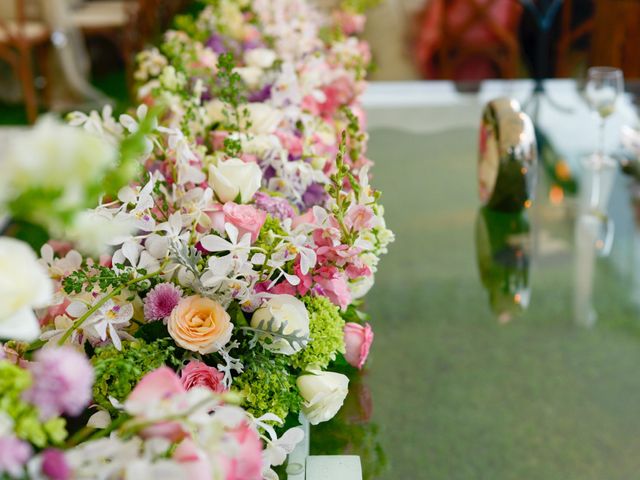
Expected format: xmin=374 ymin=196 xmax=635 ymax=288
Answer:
xmin=125 ymin=367 xmax=188 ymax=441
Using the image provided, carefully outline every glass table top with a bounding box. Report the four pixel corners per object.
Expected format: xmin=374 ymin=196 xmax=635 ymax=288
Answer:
xmin=310 ymin=80 xmax=640 ymax=479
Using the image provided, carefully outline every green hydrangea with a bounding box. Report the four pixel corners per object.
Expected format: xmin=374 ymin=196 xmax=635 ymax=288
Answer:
xmin=0 ymin=361 xmax=67 ymax=447
xmin=255 ymin=214 xmax=287 ymax=254
xmin=233 ymin=352 xmax=301 ymax=420
xmin=291 ymin=296 xmax=346 ymax=370
xmin=92 ymin=338 xmax=177 ymax=413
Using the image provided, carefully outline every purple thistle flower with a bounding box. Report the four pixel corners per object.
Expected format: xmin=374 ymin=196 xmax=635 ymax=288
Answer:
xmin=23 ymin=347 xmax=94 ymax=421
xmin=144 ymin=282 xmax=183 ymax=321
xmin=0 ymin=436 xmax=32 ymax=478
xmin=254 ymin=192 xmax=296 ymax=220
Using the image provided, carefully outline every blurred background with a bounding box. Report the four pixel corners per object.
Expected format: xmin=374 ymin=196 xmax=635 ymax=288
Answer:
xmin=2 ymin=0 xmax=640 ymax=123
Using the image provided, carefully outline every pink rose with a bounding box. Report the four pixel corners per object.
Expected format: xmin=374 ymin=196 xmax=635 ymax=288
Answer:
xmin=180 ymin=360 xmax=226 ymax=393
xmin=222 ymin=202 xmax=267 ymax=243
xmin=343 ymin=322 xmax=373 ymax=369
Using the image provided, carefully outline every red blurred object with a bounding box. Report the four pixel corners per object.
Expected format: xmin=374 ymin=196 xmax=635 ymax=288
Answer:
xmin=414 ymin=0 xmax=523 ymax=80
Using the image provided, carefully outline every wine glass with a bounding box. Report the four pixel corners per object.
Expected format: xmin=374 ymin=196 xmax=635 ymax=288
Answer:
xmin=585 ymin=66 xmax=624 ymax=166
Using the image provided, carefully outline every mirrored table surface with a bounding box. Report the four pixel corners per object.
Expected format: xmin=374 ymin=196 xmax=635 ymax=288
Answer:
xmin=311 ymin=80 xmax=640 ymax=480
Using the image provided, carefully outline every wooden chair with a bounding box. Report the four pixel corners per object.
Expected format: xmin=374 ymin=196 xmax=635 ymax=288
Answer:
xmin=415 ymin=0 xmax=522 ymax=80
xmin=555 ymin=0 xmax=595 ymax=77
xmin=591 ymin=0 xmax=640 ymax=78
xmin=0 ymin=0 xmax=50 ymax=123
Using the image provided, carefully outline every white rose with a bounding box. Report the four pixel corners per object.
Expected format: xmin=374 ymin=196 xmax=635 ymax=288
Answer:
xmin=242 ymin=103 xmax=284 ymax=134
xmin=0 ymin=238 xmax=53 ymax=341
xmin=250 ymin=295 xmax=310 ymax=355
xmin=208 ymin=158 xmax=262 ymax=203
xmin=244 ymin=48 xmax=277 ymax=69
xmin=296 ymin=370 xmax=349 ymax=425
xmin=234 ymin=66 xmax=263 ymax=89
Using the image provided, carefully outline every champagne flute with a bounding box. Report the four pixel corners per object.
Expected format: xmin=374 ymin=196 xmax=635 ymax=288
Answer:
xmin=585 ymin=66 xmax=624 ymax=166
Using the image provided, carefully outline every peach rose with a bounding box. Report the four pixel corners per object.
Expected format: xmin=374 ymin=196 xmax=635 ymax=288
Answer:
xmin=168 ymin=295 xmax=233 ymax=354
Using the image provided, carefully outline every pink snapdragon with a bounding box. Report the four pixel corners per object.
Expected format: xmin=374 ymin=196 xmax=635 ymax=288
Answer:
xmin=313 ymin=266 xmax=351 ymax=310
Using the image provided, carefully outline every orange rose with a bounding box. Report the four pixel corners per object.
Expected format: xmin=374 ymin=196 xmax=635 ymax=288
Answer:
xmin=168 ymin=295 xmax=233 ymax=354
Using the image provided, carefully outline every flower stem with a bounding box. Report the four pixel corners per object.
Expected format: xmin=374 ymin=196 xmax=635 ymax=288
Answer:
xmin=57 ymin=262 xmax=168 ymax=346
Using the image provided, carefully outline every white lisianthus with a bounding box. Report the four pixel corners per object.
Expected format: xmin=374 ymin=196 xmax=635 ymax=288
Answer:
xmin=244 ymin=48 xmax=277 ymax=69
xmin=296 ymin=370 xmax=349 ymax=425
xmin=208 ymin=158 xmax=262 ymax=203
xmin=0 ymin=237 xmax=53 ymax=341
xmin=242 ymin=103 xmax=284 ymax=134
xmin=250 ymin=295 xmax=310 ymax=355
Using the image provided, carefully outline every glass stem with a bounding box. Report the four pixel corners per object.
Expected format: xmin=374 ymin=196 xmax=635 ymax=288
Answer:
xmin=597 ymin=116 xmax=606 ymax=161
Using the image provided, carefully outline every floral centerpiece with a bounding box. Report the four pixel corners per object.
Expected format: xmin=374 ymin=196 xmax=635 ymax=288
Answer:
xmin=0 ymin=0 xmax=392 ymax=478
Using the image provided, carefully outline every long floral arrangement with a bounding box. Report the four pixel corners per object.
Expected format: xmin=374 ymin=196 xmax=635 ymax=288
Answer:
xmin=0 ymin=0 xmax=391 ymax=478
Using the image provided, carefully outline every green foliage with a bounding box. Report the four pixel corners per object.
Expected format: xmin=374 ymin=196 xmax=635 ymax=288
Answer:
xmin=233 ymin=351 xmax=301 ymax=420
xmin=63 ymin=265 xmax=132 ymax=295
xmin=215 ymin=53 xmax=248 ymax=130
xmin=0 ymin=361 xmax=67 ymax=447
xmin=92 ymin=339 xmax=179 ymax=413
xmin=291 ymin=296 xmax=345 ymax=370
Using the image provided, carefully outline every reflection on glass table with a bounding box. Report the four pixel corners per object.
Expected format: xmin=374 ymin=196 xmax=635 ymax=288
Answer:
xmin=310 ymin=80 xmax=640 ymax=479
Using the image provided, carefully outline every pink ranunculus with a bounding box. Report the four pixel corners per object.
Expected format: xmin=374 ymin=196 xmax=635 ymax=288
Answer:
xmin=313 ymin=266 xmax=351 ymax=310
xmin=222 ymin=203 xmax=267 ymax=243
xmin=173 ymin=439 xmax=212 ymax=480
xmin=218 ymin=421 xmax=263 ymax=480
xmin=343 ymin=322 xmax=374 ymax=369
xmin=180 ymin=360 xmax=226 ymax=393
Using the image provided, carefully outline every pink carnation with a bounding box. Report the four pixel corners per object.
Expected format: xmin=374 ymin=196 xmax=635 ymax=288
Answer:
xmin=343 ymin=322 xmax=374 ymax=369
xmin=144 ymin=283 xmax=183 ymax=321
xmin=40 ymin=448 xmax=70 ymax=480
xmin=23 ymin=347 xmax=94 ymax=420
xmin=222 ymin=202 xmax=267 ymax=243
xmin=180 ymin=360 xmax=226 ymax=393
